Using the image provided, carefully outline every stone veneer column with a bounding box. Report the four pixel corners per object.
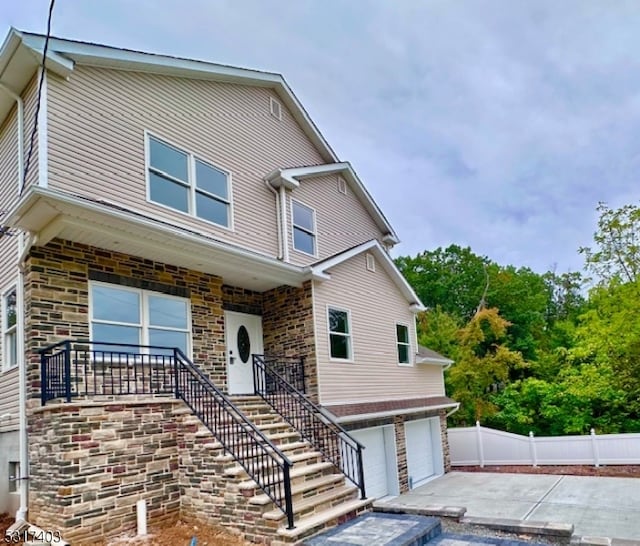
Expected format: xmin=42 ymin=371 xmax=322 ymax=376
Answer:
xmin=262 ymin=281 xmax=318 ymax=401
xmin=440 ymin=409 xmax=452 ymax=472
xmin=393 ymin=415 xmax=410 ymax=493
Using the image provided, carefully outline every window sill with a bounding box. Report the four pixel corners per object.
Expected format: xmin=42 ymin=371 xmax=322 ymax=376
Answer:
xmin=146 ymin=198 xmax=234 ymax=233
xmin=329 ymin=357 xmax=355 ymax=364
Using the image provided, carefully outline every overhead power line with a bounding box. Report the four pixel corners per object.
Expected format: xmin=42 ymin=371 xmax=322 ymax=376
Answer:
xmin=22 ymin=0 xmax=56 ymax=193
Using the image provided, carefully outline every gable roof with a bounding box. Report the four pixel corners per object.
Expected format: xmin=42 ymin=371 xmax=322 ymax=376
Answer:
xmin=265 ymin=163 xmax=399 ymax=245
xmin=416 ymin=345 xmax=454 ymax=366
xmin=0 ymin=28 xmax=337 ymax=161
xmin=310 ymin=239 xmax=425 ymax=311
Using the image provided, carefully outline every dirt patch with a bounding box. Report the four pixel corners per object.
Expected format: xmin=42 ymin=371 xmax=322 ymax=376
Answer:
xmin=98 ymin=519 xmax=250 ymax=546
xmin=455 ymin=464 xmax=640 ymax=478
xmin=0 ymin=514 xmax=249 ymax=546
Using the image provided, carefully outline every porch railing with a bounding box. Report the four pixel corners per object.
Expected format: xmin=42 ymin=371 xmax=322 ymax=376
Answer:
xmin=38 ymin=340 xmax=296 ymax=529
xmin=253 ymin=354 xmax=366 ymax=500
xmin=261 ymin=355 xmax=306 ymax=393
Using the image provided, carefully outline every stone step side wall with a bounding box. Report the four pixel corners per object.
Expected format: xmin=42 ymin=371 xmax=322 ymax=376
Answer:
xmin=29 ymin=399 xmax=183 ymax=544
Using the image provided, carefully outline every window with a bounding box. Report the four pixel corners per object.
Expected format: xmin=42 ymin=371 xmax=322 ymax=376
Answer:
xmin=396 ymin=324 xmax=411 ymax=365
xmin=90 ymin=283 xmax=190 ymax=356
xmin=292 ymin=200 xmax=316 ymax=255
xmin=147 ymin=134 xmax=231 ymax=228
xmin=3 ymin=287 xmax=17 ymax=370
xmin=328 ymin=307 xmax=352 ymax=360
xmin=8 ymin=461 xmax=19 ymax=493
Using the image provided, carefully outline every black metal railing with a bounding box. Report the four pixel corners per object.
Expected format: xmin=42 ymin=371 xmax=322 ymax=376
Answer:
xmin=39 ymin=340 xmax=176 ymax=404
xmin=39 ymin=341 xmax=296 ymax=529
xmin=253 ymin=354 xmax=366 ymax=500
xmin=261 ymin=355 xmax=306 ymax=393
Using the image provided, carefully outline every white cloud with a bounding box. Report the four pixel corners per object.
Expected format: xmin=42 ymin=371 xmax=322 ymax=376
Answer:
xmin=4 ymin=0 xmax=640 ymax=273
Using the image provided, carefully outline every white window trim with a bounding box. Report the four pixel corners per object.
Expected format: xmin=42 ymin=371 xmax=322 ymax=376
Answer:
xmin=327 ymin=305 xmax=354 ymax=362
xmin=291 ymin=198 xmax=318 ymax=257
xmin=89 ymin=281 xmax=192 ymax=359
xmin=144 ymin=130 xmax=235 ymax=232
xmin=396 ymin=322 xmax=412 ymax=367
xmin=2 ymin=284 xmax=18 ymax=372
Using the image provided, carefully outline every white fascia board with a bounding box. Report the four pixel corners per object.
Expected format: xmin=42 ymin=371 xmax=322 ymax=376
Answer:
xmin=415 ymin=356 xmax=454 ymax=366
xmin=273 ymin=163 xmax=399 ymax=244
xmin=311 ymin=239 xmax=426 ymax=310
xmin=20 ymin=33 xmax=74 ymax=78
xmin=7 ymin=186 xmax=305 ymax=277
xmin=0 ymin=29 xmax=23 ymax=77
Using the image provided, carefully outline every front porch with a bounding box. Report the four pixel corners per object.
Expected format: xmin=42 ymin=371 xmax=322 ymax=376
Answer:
xmin=24 ymin=237 xmax=318 ymax=401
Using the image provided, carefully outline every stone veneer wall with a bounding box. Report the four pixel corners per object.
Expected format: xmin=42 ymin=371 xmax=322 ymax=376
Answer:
xmin=24 ymin=239 xmax=249 ymax=403
xmin=262 ymin=282 xmax=318 ymax=401
xmin=29 ymin=400 xmax=182 ymax=544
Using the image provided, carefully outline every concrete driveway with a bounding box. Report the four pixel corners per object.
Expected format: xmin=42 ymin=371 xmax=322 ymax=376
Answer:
xmin=378 ymin=471 xmax=640 ymax=541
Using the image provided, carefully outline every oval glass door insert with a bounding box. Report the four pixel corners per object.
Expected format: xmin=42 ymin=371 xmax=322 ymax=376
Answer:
xmin=237 ymin=325 xmax=251 ymax=363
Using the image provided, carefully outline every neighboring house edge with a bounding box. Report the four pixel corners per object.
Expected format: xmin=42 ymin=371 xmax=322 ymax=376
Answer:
xmin=0 ymin=28 xmax=456 ymax=545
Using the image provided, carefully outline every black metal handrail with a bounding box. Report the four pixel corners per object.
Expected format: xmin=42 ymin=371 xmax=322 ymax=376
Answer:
xmin=38 ymin=340 xmax=296 ymax=529
xmin=261 ymin=354 xmax=306 ymax=393
xmin=253 ymin=354 xmax=366 ymax=499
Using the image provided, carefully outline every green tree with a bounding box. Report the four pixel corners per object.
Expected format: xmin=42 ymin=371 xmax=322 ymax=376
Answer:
xmin=579 ymin=202 xmax=640 ymax=284
xmin=446 ymin=308 xmax=526 ymax=426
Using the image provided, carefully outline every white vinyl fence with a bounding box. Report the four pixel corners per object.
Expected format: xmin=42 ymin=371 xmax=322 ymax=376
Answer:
xmin=449 ymin=422 xmax=640 ymax=467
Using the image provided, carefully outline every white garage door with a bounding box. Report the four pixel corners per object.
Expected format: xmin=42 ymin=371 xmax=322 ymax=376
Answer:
xmin=350 ymin=426 xmax=396 ymax=499
xmin=405 ymin=418 xmax=439 ymax=489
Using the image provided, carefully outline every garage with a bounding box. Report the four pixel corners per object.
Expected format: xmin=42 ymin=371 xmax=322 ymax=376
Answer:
xmin=405 ymin=417 xmax=444 ymax=489
xmin=350 ymin=425 xmax=398 ymax=499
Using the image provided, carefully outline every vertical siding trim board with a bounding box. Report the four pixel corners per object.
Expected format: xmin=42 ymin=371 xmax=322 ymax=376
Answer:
xmin=37 ymin=69 xmax=48 ymax=188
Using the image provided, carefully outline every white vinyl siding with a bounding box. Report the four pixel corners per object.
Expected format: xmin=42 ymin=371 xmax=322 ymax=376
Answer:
xmin=286 ymin=174 xmax=385 ymax=266
xmin=314 ymin=252 xmax=445 ymax=405
xmin=89 ymin=282 xmax=191 ymax=356
xmin=47 ymin=66 xmax=325 ymax=258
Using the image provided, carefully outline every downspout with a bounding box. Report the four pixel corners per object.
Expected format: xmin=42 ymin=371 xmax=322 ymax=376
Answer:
xmin=264 ymin=180 xmax=283 ymax=260
xmin=446 ymin=403 xmax=460 ymax=418
xmin=279 ymin=184 xmax=290 ymax=262
xmin=0 ymin=81 xmax=29 ymax=522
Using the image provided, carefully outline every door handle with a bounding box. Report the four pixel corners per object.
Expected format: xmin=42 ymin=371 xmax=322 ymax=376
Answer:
xmin=229 ymin=350 xmax=235 ymax=365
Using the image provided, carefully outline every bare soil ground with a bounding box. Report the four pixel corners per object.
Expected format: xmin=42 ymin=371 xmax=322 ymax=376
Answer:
xmin=455 ymin=464 xmax=640 ymax=478
xmin=0 ymin=514 xmax=250 ymax=546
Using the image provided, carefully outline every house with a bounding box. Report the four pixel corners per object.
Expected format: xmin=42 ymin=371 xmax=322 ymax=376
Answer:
xmin=0 ymin=28 xmax=457 ymax=544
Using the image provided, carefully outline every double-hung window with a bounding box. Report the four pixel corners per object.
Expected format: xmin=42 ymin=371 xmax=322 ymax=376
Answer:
xmin=328 ymin=307 xmax=352 ymax=360
xmin=2 ymin=287 xmax=17 ymax=370
xmin=291 ymin=200 xmax=316 ymax=255
xmin=90 ymin=283 xmax=190 ymax=356
xmin=396 ymin=323 xmax=411 ymax=365
xmin=147 ymin=134 xmax=231 ymax=228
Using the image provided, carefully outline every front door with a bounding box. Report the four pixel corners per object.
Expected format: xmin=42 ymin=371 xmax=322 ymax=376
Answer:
xmin=225 ymin=311 xmax=264 ymax=394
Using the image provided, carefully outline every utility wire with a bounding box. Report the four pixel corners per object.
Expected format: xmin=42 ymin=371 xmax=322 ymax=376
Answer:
xmin=22 ymin=0 xmax=56 ymax=193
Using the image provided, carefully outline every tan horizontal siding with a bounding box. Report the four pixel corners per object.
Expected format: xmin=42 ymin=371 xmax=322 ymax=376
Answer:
xmin=47 ymin=66 xmax=326 ymax=258
xmin=313 ymin=253 xmax=446 ymax=404
xmin=286 ymin=175 xmax=384 ymax=265
xmin=0 ymin=367 xmax=19 ymax=432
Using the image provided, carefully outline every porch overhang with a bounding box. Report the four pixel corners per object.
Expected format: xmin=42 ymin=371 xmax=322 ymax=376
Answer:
xmin=7 ymin=187 xmax=308 ymax=291
xmin=323 ymin=396 xmax=458 ymax=423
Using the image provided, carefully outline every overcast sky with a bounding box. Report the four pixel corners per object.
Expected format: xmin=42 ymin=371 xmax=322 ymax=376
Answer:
xmin=3 ymin=1 xmax=640 ymax=273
